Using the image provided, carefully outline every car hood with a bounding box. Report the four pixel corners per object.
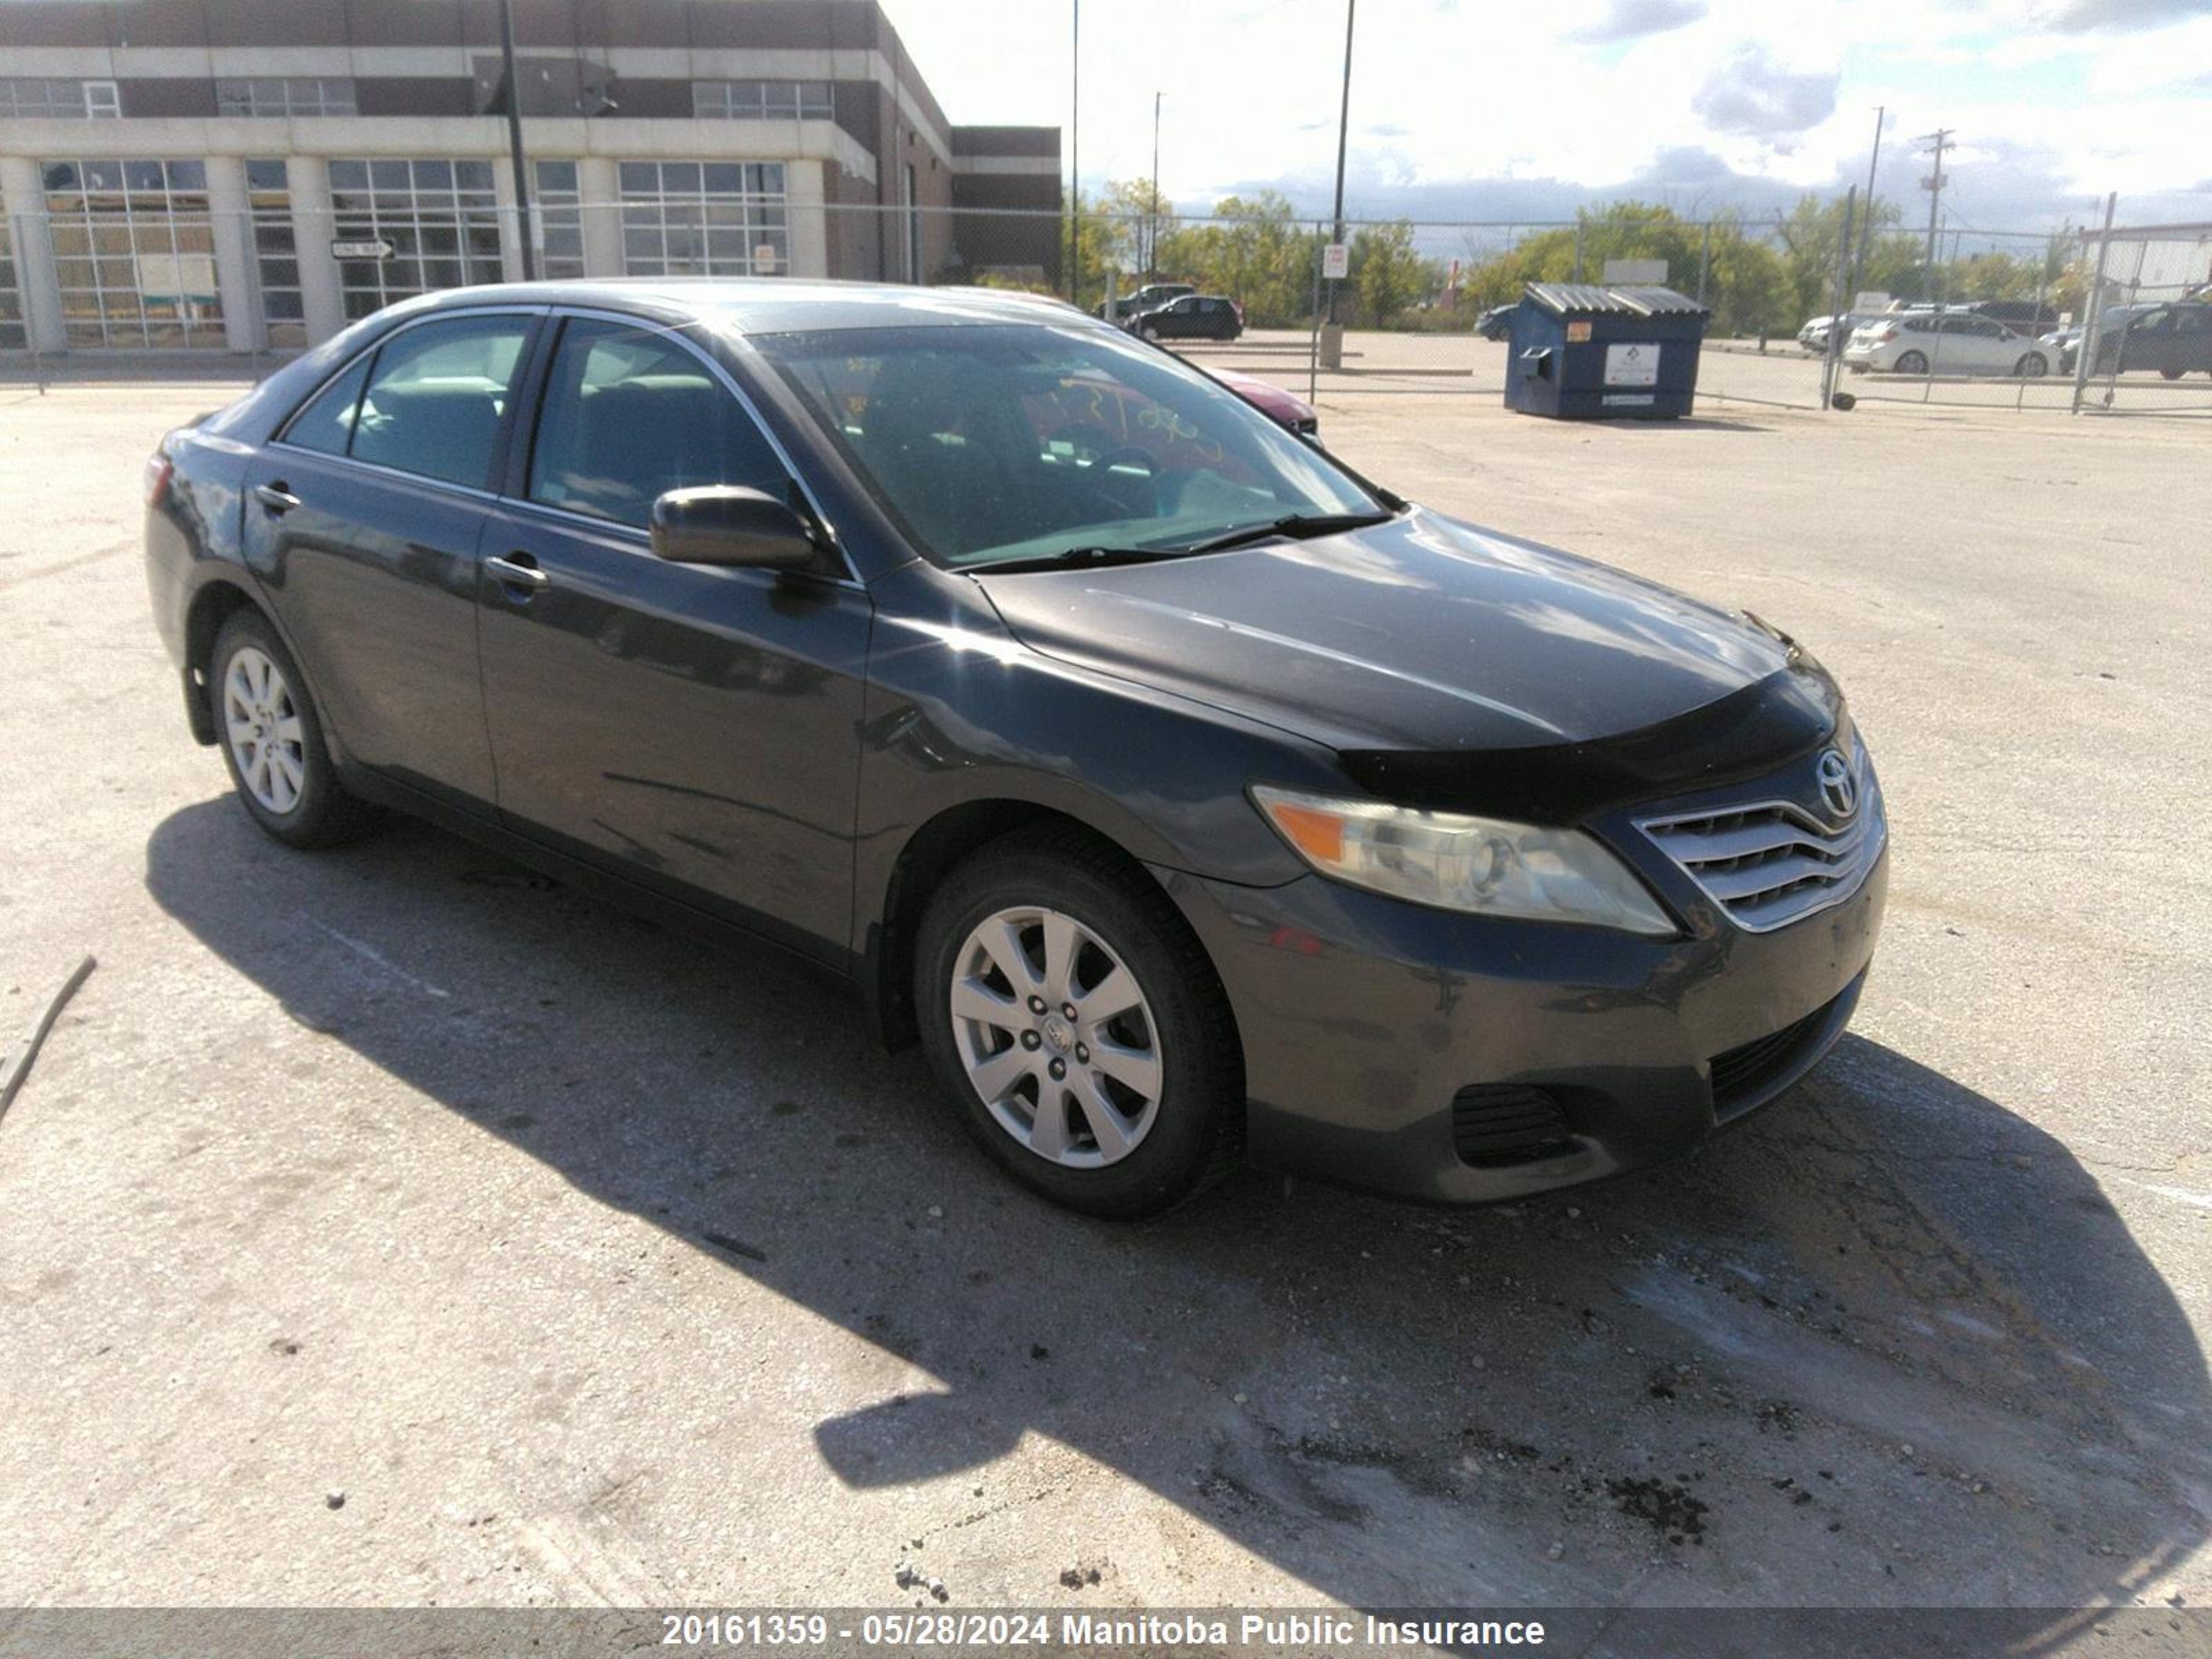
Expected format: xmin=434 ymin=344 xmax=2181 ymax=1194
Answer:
xmin=973 ymin=507 xmax=1794 ymax=753
xmin=1212 ymin=370 xmax=1313 ymax=420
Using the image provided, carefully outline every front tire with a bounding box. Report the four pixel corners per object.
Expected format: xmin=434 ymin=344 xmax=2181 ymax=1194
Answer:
xmin=2016 ymin=353 xmax=2047 ymax=377
xmin=210 ymin=609 xmax=378 ymax=849
xmin=914 ymin=825 xmax=1244 ymax=1217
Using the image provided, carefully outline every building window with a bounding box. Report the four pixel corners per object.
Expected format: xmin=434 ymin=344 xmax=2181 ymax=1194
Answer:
xmin=42 ymin=158 xmax=223 ymax=348
xmin=691 ymin=81 xmax=832 ymax=120
xmin=245 ymin=158 xmax=307 ymax=349
xmin=534 ymin=160 xmax=585 ymax=281
xmin=0 ymin=181 xmax=26 ymax=350
xmin=327 ymin=158 xmax=503 ymax=321
xmin=216 ymin=78 xmax=357 ymax=118
xmin=617 ymin=161 xmax=787 ymax=279
xmin=0 ymin=77 xmax=122 ymax=119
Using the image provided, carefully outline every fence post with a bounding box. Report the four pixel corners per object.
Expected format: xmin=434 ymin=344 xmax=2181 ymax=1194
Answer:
xmin=1306 ymin=223 xmax=1324 ymax=405
xmin=1572 ymin=217 xmax=1584 ymax=284
xmin=2070 ymin=191 xmax=2116 ymax=417
xmin=1821 ymin=187 xmax=1856 ymax=411
xmin=1697 ymin=220 xmax=1712 ymax=308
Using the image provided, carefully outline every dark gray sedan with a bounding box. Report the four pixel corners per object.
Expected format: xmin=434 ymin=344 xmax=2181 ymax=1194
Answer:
xmin=144 ymin=280 xmax=1886 ymax=1217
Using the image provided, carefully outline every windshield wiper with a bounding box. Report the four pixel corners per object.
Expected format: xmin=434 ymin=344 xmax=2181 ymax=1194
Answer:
xmin=1179 ymin=509 xmax=1399 ymax=556
xmin=974 ymin=508 xmax=1403 ymax=575
xmin=971 ymin=544 xmax=1192 ymax=575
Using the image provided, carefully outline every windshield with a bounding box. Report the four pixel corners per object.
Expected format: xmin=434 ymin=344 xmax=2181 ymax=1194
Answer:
xmin=751 ymin=322 xmax=1382 ymax=570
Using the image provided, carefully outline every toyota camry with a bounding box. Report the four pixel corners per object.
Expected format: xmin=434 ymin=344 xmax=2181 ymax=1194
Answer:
xmin=144 ymin=280 xmax=1887 ymax=1217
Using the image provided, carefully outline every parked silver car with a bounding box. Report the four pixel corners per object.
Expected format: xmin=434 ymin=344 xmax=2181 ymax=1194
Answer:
xmin=1844 ymin=310 xmax=2053 ymax=377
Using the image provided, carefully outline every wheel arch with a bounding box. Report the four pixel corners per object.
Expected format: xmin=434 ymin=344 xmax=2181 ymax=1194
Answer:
xmin=863 ymin=798 xmax=1197 ymax=1052
xmin=180 ymin=575 xmax=263 ymax=745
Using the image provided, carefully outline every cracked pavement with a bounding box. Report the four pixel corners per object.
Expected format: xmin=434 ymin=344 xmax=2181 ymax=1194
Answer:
xmin=0 ymin=364 xmax=2204 ymax=1635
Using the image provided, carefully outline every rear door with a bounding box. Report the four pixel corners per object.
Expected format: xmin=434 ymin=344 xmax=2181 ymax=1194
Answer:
xmin=475 ymin=311 xmax=872 ymax=959
xmin=2173 ymin=307 xmax=2212 ymax=373
xmin=244 ymin=308 xmax=538 ymax=809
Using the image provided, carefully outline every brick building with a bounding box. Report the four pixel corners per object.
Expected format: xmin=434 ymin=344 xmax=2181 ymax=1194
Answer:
xmin=0 ymin=0 xmax=1063 ymax=353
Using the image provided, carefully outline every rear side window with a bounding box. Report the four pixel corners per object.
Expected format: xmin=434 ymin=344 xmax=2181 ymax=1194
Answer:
xmin=527 ymin=317 xmax=788 ymax=529
xmin=349 ymin=315 xmax=532 ymax=489
xmin=281 ymin=356 xmax=372 ymax=456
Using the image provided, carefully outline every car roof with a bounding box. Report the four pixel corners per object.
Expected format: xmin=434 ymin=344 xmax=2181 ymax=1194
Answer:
xmin=391 ymin=276 xmax=1102 ymax=335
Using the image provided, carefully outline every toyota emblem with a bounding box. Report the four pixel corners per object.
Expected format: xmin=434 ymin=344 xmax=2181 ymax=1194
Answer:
xmin=1816 ymin=749 xmax=1857 ymax=819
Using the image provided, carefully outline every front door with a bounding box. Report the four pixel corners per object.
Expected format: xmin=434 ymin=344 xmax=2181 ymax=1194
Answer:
xmin=476 ymin=314 xmax=871 ymax=959
xmin=245 ymin=309 xmax=538 ymax=808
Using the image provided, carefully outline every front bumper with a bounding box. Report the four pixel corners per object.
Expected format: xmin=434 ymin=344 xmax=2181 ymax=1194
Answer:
xmin=1157 ymin=830 xmax=1887 ymax=1205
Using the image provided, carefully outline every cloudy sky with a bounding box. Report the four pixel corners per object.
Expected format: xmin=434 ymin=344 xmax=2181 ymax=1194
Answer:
xmin=891 ymin=0 xmax=2211 ymax=239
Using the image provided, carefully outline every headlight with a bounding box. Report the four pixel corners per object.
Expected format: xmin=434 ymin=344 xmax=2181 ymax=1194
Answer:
xmin=1251 ymin=785 xmax=1676 ymax=935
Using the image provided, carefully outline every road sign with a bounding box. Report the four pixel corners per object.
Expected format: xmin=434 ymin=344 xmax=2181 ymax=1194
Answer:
xmin=1322 ymin=242 xmax=1349 ymax=281
xmin=331 ymin=238 xmax=395 ymax=261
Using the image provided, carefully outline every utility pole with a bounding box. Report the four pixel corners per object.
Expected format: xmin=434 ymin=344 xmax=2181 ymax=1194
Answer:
xmin=1917 ymin=126 xmax=1951 ymax=305
xmin=1150 ymin=91 xmax=1162 ymax=277
xmin=1326 ymin=0 xmax=1355 ymax=326
xmin=497 ymin=0 xmax=536 ymax=281
xmin=1850 ymin=105 xmax=1883 ymax=301
xmin=1067 ymin=0 xmax=1080 ymax=304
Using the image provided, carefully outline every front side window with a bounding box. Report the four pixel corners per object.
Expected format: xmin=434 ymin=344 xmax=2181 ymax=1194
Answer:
xmin=756 ymin=321 xmax=1379 ymax=569
xmin=527 ymin=318 xmax=787 ymax=529
xmin=349 ymin=315 xmax=531 ymax=488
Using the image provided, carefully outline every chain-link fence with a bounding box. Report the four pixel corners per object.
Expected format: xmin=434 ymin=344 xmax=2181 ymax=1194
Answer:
xmin=2 ymin=190 xmax=2205 ymax=417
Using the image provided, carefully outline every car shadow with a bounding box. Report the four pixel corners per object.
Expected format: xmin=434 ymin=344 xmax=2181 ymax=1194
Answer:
xmin=145 ymin=800 xmax=2208 ymax=1621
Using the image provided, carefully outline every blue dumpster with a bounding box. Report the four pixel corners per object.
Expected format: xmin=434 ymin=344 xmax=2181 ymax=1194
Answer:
xmin=1503 ymin=283 xmax=1709 ymax=420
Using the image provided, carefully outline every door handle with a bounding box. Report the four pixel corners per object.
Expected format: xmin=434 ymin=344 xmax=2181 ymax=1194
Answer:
xmin=485 ymin=552 xmax=550 ymax=593
xmin=254 ymin=482 xmax=301 ymax=514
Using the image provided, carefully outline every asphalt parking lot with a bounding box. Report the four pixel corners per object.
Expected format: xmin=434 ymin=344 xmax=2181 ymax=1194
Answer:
xmin=0 ymin=365 xmax=2206 ymax=1629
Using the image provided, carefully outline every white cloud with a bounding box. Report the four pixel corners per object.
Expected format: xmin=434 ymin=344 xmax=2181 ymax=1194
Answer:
xmin=885 ymin=0 xmax=2209 ymax=229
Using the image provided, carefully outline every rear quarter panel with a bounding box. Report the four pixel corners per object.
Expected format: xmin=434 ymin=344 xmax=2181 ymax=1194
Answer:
xmin=145 ymin=422 xmax=257 ymax=671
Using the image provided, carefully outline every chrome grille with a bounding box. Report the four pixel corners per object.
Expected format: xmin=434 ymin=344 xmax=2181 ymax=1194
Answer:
xmin=1637 ymin=742 xmax=1885 ymax=933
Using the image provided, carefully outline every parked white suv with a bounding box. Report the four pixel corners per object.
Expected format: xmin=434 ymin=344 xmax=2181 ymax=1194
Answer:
xmin=1844 ymin=310 xmax=2054 ymax=377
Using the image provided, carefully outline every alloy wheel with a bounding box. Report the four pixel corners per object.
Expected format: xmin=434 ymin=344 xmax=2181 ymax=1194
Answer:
xmin=949 ymin=905 xmax=1163 ymax=1168
xmin=223 ymin=646 xmax=306 ymax=814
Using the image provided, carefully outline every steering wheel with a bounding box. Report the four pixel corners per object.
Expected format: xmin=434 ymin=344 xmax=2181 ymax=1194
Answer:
xmin=1044 ymin=427 xmax=1160 ymax=516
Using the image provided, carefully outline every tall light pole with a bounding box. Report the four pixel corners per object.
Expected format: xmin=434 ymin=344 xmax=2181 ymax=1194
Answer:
xmin=1326 ymin=0 xmax=1356 ymax=326
xmin=1066 ymin=0 xmax=1080 ymax=305
xmin=496 ymin=0 xmax=535 ymax=281
xmin=1850 ymin=104 xmax=1882 ymax=302
xmin=1150 ymin=91 xmax=1163 ymax=277
xmin=1917 ymin=126 xmax=1952 ymax=303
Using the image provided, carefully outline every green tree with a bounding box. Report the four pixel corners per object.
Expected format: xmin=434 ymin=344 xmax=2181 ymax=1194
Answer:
xmin=1349 ymin=220 xmax=1428 ymax=326
xmin=1155 ymin=192 xmax=1320 ymax=327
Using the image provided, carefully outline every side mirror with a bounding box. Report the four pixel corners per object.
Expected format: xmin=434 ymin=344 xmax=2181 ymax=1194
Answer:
xmin=650 ymin=486 xmax=821 ymax=570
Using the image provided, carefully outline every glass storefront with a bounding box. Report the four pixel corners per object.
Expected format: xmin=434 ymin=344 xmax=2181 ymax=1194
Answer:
xmin=328 ymin=158 xmax=503 ymax=320
xmin=534 ymin=160 xmax=585 ymax=281
xmin=0 ymin=181 xmax=26 ymax=350
xmin=42 ymin=158 xmax=224 ymax=348
xmin=246 ymin=158 xmax=307 ymax=349
xmin=618 ymin=161 xmax=787 ymax=279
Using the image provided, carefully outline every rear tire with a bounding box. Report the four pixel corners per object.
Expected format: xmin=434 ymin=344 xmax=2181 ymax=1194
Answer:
xmin=914 ymin=824 xmax=1244 ymax=1217
xmin=209 ymin=609 xmax=379 ymax=849
xmin=2160 ymin=367 xmax=2183 ymax=381
xmin=1894 ymin=349 xmax=1929 ymax=375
